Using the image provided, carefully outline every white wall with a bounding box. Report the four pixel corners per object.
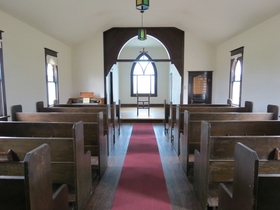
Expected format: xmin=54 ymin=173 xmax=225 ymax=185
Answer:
xmin=112 ymin=64 xmax=119 ymax=104
xmin=184 ymin=33 xmax=216 ymax=103
xmin=215 ymin=13 xmax=280 ymax=111
xmin=72 ymin=32 xmax=104 ymax=99
xmin=0 ymin=11 xmax=72 ymax=116
xmin=170 ymin=64 xmax=181 ymax=104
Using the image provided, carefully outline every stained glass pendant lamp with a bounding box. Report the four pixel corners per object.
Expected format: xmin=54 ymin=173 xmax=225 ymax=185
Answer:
xmin=138 ymin=28 xmax=147 ymax=41
xmin=136 ymin=0 xmax=149 ymax=11
xmin=137 ymin=0 xmax=148 ymax=41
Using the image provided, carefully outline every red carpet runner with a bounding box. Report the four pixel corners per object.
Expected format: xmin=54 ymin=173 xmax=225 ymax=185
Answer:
xmin=112 ymin=123 xmax=171 ymax=210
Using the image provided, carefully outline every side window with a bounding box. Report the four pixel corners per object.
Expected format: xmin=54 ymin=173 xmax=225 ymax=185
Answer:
xmin=45 ymin=48 xmax=59 ymax=106
xmin=131 ymin=52 xmax=157 ymax=97
xmin=229 ymin=47 xmax=244 ymax=106
xmin=0 ymin=30 xmax=7 ymax=119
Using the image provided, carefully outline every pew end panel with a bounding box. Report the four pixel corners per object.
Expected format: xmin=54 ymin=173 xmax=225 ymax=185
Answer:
xmin=0 ymin=144 xmax=69 ymax=210
xmin=92 ymin=111 xmax=108 ymax=180
xmin=218 ymin=183 xmax=233 ymax=210
xmin=193 ymin=121 xmax=211 ymax=210
xmin=179 ymin=110 xmax=189 ymax=175
xmin=218 ymin=141 xmax=280 ymax=210
xmin=267 ymin=104 xmax=279 ymax=120
xmin=0 ymin=121 xmax=93 ymax=210
xmin=163 ymin=99 xmax=170 ymax=135
xmin=72 ymin=122 xmax=93 ymax=210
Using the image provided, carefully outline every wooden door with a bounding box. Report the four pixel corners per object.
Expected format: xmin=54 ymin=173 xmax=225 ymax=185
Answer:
xmin=188 ymin=71 xmax=212 ymax=104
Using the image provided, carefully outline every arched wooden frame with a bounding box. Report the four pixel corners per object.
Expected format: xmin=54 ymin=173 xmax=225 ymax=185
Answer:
xmin=103 ymin=27 xmax=184 ymax=103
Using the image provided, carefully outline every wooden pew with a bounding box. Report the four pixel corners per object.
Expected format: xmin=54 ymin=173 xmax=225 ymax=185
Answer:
xmin=179 ymin=104 xmax=279 ymax=173
xmin=167 ymin=100 xmax=252 ymax=142
xmin=194 ymin=120 xmax=280 ymax=210
xmin=51 ymin=100 xmax=121 ymax=136
xmin=163 ymin=99 xmax=232 ymax=135
xmin=12 ymin=104 xmax=111 ymax=159
xmin=219 ymin=142 xmax=280 ymax=210
xmin=36 ymin=100 xmax=118 ymax=144
xmin=0 ymin=144 xmax=69 ymax=210
xmin=0 ymin=121 xmax=92 ymax=210
xmin=0 ymin=118 xmax=107 ymax=180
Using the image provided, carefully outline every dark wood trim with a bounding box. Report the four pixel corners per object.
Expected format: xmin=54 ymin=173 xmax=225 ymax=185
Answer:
xmin=230 ymin=46 xmax=244 ymax=55
xmin=0 ymin=30 xmax=3 ymax=40
xmin=103 ymin=27 xmax=184 ymax=103
xmin=44 ymin=48 xmax=58 ymax=57
xmin=0 ymin=31 xmax=7 ymax=117
xmin=117 ymin=59 xmax=171 ymax=62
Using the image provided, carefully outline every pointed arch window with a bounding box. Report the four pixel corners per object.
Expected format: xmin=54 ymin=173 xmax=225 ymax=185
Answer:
xmin=131 ymin=53 xmax=157 ymax=96
xmin=229 ymin=47 xmax=244 ymax=106
xmin=45 ymin=48 xmax=59 ymax=106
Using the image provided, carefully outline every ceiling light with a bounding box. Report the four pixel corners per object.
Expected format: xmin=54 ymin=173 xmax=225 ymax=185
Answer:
xmin=136 ymin=0 xmax=149 ymax=11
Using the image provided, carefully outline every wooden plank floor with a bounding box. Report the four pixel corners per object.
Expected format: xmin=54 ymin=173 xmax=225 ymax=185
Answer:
xmin=84 ymin=108 xmax=202 ymax=210
xmin=120 ymin=107 xmax=164 ymax=121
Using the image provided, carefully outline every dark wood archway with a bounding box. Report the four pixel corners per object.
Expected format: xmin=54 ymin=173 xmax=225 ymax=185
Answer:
xmin=103 ymin=27 xmax=184 ymax=103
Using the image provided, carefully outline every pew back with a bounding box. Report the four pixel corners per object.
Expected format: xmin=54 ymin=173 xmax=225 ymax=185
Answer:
xmin=219 ymin=142 xmax=280 ymax=210
xmin=194 ymin=121 xmax=280 ymax=210
xmin=12 ymin=105 xmax=110 ymax=167
xmin=0 ymin=119 xmax=107 ymax=180
xmin=0 ymin=121 xmax=92 ymax=210
xmin=168 ymin=101 xmax=253 ymax=140
xmin=42 ymin=100 xmax=121 ymax=136
xmin=163 ymin=99 xmax=232 ymax=134
xmin=0 ymin=144 xmax=69 ymax=210
xmin=179 ymin=104 xmax=278 ymax=174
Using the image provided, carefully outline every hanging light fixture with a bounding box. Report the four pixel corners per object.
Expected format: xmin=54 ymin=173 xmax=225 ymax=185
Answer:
xmin=136 ymin=0 xmax=149 ymax=41
xmin=138 ymin=11 xmax=147 ymax=41
xmin=136 ymin=0 xmax=149 ymax=11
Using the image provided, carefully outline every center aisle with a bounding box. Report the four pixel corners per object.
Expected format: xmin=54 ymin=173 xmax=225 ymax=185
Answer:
xmin=85 ymin=123 xmax=202 ymax=210
xmin=111 ymin=123 xmax=171 ymax=210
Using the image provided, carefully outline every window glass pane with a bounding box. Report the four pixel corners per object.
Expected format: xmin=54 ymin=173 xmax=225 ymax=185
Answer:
xmin=133 ymin=76 xmax=138 ymax=94
xmin=140 ymin=55 xmax=148 ymax=60
xmin=232 ymin=81 xmax=240 ymax=105
xmin=47 ymin=64 xmax=54 ymax=82
xmin=145 ymin=63 xmax=154 ymax=75
xmin=150 ymin=76 xmax=155 ymax=93
xmin=234 ymin=60 xmax=241 ymax=81
xmin=137 ymin=75 xmax=151 ymax=94
xmin=47 ymin=82 xmax=56 ymax=106
xmin=134 ymin=63 xmax=143 ymax=75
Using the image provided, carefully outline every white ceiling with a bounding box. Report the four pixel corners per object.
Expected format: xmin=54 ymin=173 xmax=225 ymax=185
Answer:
xmin=0 ymin=0 xmax=280 ymax=47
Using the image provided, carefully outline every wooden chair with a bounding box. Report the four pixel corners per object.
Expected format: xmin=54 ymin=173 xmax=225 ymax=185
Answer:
xmin=136 ymin=93 xmax=150 ymax=116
